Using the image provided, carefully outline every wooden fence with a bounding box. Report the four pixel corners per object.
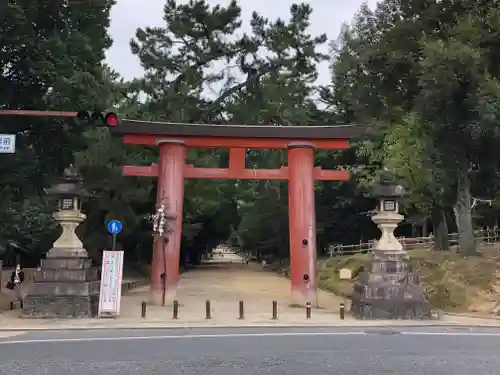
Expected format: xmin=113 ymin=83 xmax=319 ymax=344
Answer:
xmin=327 ymin=229 xmax=500 ymax=257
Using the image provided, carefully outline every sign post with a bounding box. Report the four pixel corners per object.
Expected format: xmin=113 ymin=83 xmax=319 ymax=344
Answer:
xmin=107 ymin=220 xmax=122 ymax=250
xmin=0 ymin=134 xmax=16 ymax=154
xmin=98 ymin=220 xmax=124 ymax=318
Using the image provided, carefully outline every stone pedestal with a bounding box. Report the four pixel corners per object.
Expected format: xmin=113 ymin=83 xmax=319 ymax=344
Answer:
xmin=350 ymin=211 xmax=431 ymax=320
xmin=350 ymin=250 xmax=431 ymax=319
xmin=22 ymin=256 xmax=99 ymax=318
xmin=22 ymin=208 xmax=99 ymax=318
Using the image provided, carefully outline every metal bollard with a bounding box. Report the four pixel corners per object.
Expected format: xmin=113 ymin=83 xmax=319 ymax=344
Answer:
xmin=141 ymin=300 xmax=147 ymax=318
xmin=272 ymin=300 xmax=278 ymax=320
xmin=340 ymin=302 xmax=345 ymax=320
xmin=238 ymin=300 xmax=244 ymax=320
xmin=306 ymin=302 xmax=311 ymax=319
xmin=205 ymin=300 xmax=211 ymax=320
xmin=173 ymin=300 xmax=179 ymax=320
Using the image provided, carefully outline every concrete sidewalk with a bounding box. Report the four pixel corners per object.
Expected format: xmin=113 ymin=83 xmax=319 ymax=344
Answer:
xmin=1 ymin=312 xmax=500 ymax=331
xmin=2 ymin=261 xmax=500 ymax=330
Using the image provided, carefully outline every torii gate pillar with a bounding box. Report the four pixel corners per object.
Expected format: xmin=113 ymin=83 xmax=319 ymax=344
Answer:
xmin=151 ymin=141 xmax=186 ymax=305
xmin=288 ymin=144 xmax=317 ymax=306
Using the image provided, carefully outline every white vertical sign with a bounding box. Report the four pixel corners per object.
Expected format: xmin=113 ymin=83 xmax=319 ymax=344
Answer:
xmin=98 ymin=250 xmax=124 ymax=317
xmin=0 ymin=134 xmax=16 ymax=153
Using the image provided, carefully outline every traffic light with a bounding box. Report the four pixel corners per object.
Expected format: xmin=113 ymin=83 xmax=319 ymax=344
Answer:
xmin=74 ymin=111 xmax=120 ymax=127
xmin=75 ymin=111 xmax=93 ymax=125
xmin=103 ymin=112 xmax=119 ymax=126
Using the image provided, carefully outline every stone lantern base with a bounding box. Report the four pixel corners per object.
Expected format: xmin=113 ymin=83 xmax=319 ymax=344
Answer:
xmin=22 ymin=250 xmax=100 ymax=319
xmin=350 ymin=250 xmax=432 ymax=320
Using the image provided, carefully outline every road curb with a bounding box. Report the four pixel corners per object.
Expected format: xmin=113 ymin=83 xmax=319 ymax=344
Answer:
xmin=0 ymin=321 xmax=499 ymax=332
xmin=444 ymin=312 xmax=500 ymax=320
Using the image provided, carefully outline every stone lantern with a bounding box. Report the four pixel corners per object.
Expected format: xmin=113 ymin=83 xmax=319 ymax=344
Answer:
xmin=371 ymin=170 xmax=406 ymax=252
xmin=45 ymin=164 xmax=88 ymax=257
xmin=23 ymin=165 xmax=100 ymax=318
xmin=350 ymin=170 xmax=431 ymax=320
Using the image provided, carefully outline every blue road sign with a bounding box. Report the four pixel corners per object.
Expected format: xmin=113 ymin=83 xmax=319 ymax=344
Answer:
xmin=107 ymin=220 xmax=122 ymax=234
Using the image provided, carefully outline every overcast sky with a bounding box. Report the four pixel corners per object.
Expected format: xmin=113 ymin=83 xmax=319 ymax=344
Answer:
xmin=106 ymin=0 xmax=378 ymax=82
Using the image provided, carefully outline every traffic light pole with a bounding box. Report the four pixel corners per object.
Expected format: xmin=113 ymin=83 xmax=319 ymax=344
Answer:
xmin=0 ymin=110 xmax=77 ymax=117
xmin=0 ymin=110 xmax=119 ymax=126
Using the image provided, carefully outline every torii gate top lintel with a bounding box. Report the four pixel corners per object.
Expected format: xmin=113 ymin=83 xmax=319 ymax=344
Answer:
xmin=111 ymin=120 xmax=368 ymax=150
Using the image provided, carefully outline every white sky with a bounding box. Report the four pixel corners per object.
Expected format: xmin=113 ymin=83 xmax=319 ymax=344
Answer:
xmin=106 ymin=0 xmax=378 ymax=82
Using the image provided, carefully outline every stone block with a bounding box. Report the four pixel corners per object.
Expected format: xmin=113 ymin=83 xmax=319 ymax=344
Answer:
xmin=22 ymin=294 xmax=99 ymax=318
xmin=41 ymin=257 xmax=92 ymax=270
xmin=46 ymin=247 xmax=88 ymax=258
xmin=351 ymin=251 xmax=431 ymax=320
xmin=89 ymin=281 xmax=100 ymax=294
xmin=350 ymin=297 xmax=431 ymax=320
xmin=29 ymin=281 xmax=96 ymax=296
xmin=34 ymin=268 xmax=98 ymax=283
xmin=358 ymin=271 xmax=420 ymax=285
xmin=23 ymin=256 xmax=100 ymax=319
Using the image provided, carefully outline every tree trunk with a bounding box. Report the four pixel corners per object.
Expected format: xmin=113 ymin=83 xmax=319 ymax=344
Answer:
xmin=422 ymin=220 xmax=428 ymax=237
xmin=452 ymin=206 xmax=459 ymax=232
xmin=432 ymin=209 xmax=449 ymax=251
xmin=454 ymin=170 xmax=476 ymax=255
xmin=411 ymin=223 xmax=417 ymax=237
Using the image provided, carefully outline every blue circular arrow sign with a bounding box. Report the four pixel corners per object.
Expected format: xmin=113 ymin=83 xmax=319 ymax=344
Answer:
xmin=107 ymin=220 xmax=122 ymax=234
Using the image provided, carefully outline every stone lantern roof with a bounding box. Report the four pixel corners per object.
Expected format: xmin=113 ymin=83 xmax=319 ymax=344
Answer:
xmin=371 ymin=170 xmax=406 ymax=199
xmin=45 ymin=165 xmax=89 ymax=197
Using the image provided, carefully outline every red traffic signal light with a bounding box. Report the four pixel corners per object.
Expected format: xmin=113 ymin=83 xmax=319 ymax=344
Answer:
xmin=74 ymin=111 xmax=120 ymax=126
xmin=104 ymin=112 xmax=119 ymax=126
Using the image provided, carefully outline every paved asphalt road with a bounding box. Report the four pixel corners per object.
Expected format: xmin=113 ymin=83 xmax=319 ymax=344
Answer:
xmin=0 ymin=326 xmax=500 ymax=374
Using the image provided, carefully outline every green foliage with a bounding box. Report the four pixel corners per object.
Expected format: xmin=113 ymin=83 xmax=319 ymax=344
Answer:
xmin=118 ymin=0 xmax=338 ymax=260
xmin=0 ymin=0 xmax=116 ymax=264
xmin=3 ymin=0 xmax=500 ymax=267
xmin=328 ymin=0 xmax=500 ymax=254
xmin=0 ymin=197 xmax=58 ymax=261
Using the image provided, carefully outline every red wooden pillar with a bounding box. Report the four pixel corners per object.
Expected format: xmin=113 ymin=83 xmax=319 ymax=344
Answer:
xmin=288 ymin=144 xmax=317 ymax=306
xmin=151 ymin=141 xmax=186 ymax=305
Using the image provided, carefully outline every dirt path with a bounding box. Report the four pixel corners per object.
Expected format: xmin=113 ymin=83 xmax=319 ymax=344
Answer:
xmin=180 ymin=263 xmax=343 ymax=309
xmin=122 ymin=261 xmax=345 ymax=321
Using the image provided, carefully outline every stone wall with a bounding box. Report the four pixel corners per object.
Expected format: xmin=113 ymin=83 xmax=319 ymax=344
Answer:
xmin=21 ymin=277 xmax=150 ymax=317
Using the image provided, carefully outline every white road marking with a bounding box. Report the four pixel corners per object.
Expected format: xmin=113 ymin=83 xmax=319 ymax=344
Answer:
xmin=402 ymin=331 xmax=500 ymax=336
xmin=1 ymin=329 xmax=500 ymax=345
xmin=0 ymin=331 xmax=366 ymax=345
xmin=0 ymin=331 xmax=26 ymax=338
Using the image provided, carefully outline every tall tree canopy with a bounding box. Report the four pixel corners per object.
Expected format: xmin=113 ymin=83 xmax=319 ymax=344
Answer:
xmin=329 ymin=0 xmax=500 ymax=255
xmin=2 ymin=0 xmax=500 ymax=267
xmin=0 ymin=0 xmax=116 ymax=261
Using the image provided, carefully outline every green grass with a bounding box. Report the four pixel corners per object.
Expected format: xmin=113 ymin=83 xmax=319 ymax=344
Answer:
xmin=316 ymin=248 xmax=500 ymax=312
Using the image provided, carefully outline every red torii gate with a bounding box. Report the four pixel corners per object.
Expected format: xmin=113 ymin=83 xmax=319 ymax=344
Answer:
xmin=111 ymin=121 xmax=365 ymax=306
xmin=0 ymin=109 xmax=365 ymax=306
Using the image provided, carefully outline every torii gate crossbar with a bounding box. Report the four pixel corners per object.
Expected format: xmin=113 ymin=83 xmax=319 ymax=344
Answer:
xmin=116 ymin=121 xmax=365 ymax=306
